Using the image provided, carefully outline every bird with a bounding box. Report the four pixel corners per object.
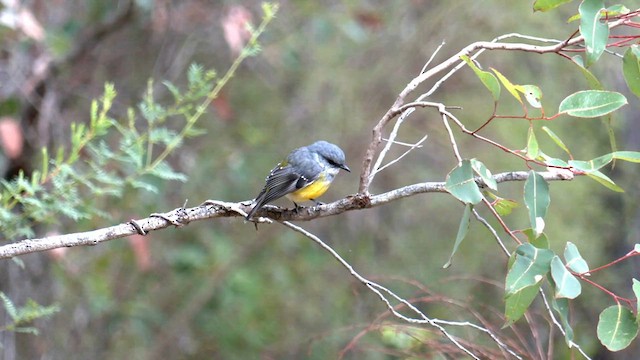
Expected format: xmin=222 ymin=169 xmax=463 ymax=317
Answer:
xmin=245 ymin=140 xmax=350 ymax=220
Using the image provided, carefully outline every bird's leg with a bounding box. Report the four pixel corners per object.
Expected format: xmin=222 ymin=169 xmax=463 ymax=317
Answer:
xmin=291 ymin=201 xmax=301 ymax=214
xmin=310 ymin=199 xmax=324 ymax=206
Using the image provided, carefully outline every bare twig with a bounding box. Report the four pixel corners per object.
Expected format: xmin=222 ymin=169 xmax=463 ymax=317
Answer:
xmin=472 ymin=209 xmax=510 ymax=256
xmin=374 ymin=134 xmax=428 ymax=175
xmin=281 ymin=221 xmax=523 ymax=359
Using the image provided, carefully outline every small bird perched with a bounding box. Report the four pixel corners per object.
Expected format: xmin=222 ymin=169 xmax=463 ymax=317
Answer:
xmin=245 ymin=141 xmax=350 ymax=220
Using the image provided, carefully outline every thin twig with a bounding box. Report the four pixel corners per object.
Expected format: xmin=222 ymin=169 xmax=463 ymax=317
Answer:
xmin=374 ymin=135 xmax=428 ymax=175
xmin=280 ymin=220 xmax=523 ymax=359
xmin=420 ymin=40 xmax=446 ymax=74
xmin=539 ymin=290 xmax=592 ymax=360
xmin=472 ymin=209 xmax=510 ymax=256
xmin=441 ymin=112 xmax=463 ymax=164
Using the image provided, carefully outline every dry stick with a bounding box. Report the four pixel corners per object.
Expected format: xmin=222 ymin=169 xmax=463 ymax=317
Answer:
xmin=472 ymin=209 xmax=510 ymax=256
xmin=539 ymin=290 xmax=592 ymax=360
xmin=281 ymin=220 xmax=524 ymax=359
xmin=374 ymin=134 xmax=428 ymax=175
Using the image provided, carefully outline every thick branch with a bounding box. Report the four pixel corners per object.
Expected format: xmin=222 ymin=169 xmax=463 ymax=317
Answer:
xmin=0 ymin=170 xmax=574 ymax=260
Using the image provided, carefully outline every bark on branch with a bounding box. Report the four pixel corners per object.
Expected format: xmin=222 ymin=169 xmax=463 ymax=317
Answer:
xmin=0 ymin=170 xmax=574 ymax=260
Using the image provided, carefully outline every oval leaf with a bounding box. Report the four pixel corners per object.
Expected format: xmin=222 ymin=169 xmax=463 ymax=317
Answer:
xmin=622 ymin=45 xmax=640 ymax=99
xmin=558 ymin=90 xmax=627 ymax=118
xmin=516 ymin=85 xmax=543 ymax=108
xmin=492 ymin=196 xmax=519 ymax=217
xmin=445 ymin=160 xmax=484 ymax=204
xmin=526 ymin=127 xmax=539 ymax=159
xmin=461 ymin=55 xmax=501 ymax=101
xmin=505 ymin=243 xmax=554 ymax=296
xmin=542 ymin=126 xmax=571 ymax=155
xmin=564 ymin=242 xmax=589 ymax=274
xmin=551 ymin=297 xmax=575 ymax=345
xmin=524 ymin=171 xmax=550 ymax=236
xmin=533 ymin=0 xmax=573 ymax=12
xmin=568 ymin=153 xmax=612 ymax=173
xmin=443 ymin=204 xmax=472 ymax=269
xmin=491 ymin=68 xmax=522 ymax=103
xmin=570 ymin=55 xmax=604 ymax=90
xmin=504 ymin=284 xmax=540 ymax=326
xmin=612 ymin=151 xmax=640 ymax=163
xmin=551 ymin=256 xmax=582 ymax=299
xmin=579 ymin=0 xmax=608 ymax=67
xmin=470 ymin=158 xmax=497 ymax=190
xmin=597 ymin=304 xmax=639 ymax=351
xmin=586 ymin=170 xmax=624 ymax=192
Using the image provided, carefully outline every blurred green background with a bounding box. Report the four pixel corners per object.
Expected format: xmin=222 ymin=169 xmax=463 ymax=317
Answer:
xmin=1 ymin=1 xmax=639 ymax=358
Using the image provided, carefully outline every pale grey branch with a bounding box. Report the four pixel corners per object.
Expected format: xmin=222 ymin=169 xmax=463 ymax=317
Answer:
xmin=0 ymin=171 xmax=574 ymax=260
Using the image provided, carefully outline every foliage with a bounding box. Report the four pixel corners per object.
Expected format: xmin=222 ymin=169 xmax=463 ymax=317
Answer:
xmin=441 ymin=0 xmax=640 ymax=353
xmin=0 ymin=0 xmax=278 ymax=340
xmin=0 ymin=292 xmax=59 ymax=339
xmin=1 ymin=0 xmax=640 ymax=358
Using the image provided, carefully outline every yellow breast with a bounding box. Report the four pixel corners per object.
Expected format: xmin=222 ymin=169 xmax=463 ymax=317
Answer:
xmin=286 ymin=178 xmax=331 ymax=203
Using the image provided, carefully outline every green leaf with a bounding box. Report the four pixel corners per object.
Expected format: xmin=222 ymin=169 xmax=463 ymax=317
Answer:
xmin=524 ymin=228 xmax=550 ymax=249
xmin=505 ymin=243 xmax=554 ymax=296
xmin=612 ymin=151 xmax=640 ymax=163
xmin=564 ymin=242 xmax=589 ymax=274
xmin=603 ymin=4 xmax=630 ymax=16
xmin=470 ymin=158 xmax=497 ymax=190
xmin=542 ymin=155 xmax=570 ymax=168
xmin=533 ymin=0 xmax=573 ymax=12
xmin=162 ymin=80 xmax=183 ymax=102
xmin=551 ymin=256 xmax=581 ymax=299
xmin=149 ymin=161 xmax=188 ymax=182
xmin=597 ymin=304 xmax=639 ymax=351
xmin=515 ymin=85 xmax=543 ymax=108
xmin=586 ymin=170 xmax=624 ymax=192
xmin=504 ymin=283 xmax=540 ymax=326
xmin=569 ymin=153 xmax=612 ymax=172
xmin=567 ymin=13 xmax=581 ymax=23
xmin=443 ymin=204 xmax=472 ymax=269
xmin=632 ymin=279 xmax=640 ymax=316
xmin=551 ymin=297 xmax=575 ymax=345
xmin=526 ymin=127 xmax=539 ymax=159
xmin=579 ymin=0 xmax=608 ymax=67
xmin=605 ymin=115 xmax=618 ymax=155
xmin=558 ymin=90 xmax=627 ymax=118
xmin=461 ymin=55 xmax=501 ymax=101
xmin=622 ymin=45 xmax=640 ymax=99
xmin=0 ymin=292 xmax=17 ymax=320
xmin=491 ymin=68 xmax=522 ymax=103
xmin=131 ymin=180 xmax=159 ymax=193
xmin=187 ymin=63 xmax=205 ymax=87
xmin=570 ymin=55 xmax=604 ymax=90
xmin=445 ymin=160 xmax=484 ymax=205
xmin=541 ymin=126 xmax=571 ymax=155
xmin=524 ymin=171 xmax=550 ymax=236
xmin=492 ymin=196 xmax=519 ymax=217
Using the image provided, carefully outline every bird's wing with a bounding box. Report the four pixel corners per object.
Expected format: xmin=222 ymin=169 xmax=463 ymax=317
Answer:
xmin=246 ymin=149 xmax=325 ymax=219
xmin=252 ymin=164 xmax=301 ymax=207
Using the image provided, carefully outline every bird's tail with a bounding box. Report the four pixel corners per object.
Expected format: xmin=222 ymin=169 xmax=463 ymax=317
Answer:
xmin=245 ymin=198 xmax=262 ymax=220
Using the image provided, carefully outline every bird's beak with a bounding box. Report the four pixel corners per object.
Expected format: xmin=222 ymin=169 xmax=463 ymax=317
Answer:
xmin=341 ymin=164 xmax=351 ymax=172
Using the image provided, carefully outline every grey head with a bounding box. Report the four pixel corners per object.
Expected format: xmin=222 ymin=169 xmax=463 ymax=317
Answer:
xmin=307 ymin=141 xmax=350 ymax=172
